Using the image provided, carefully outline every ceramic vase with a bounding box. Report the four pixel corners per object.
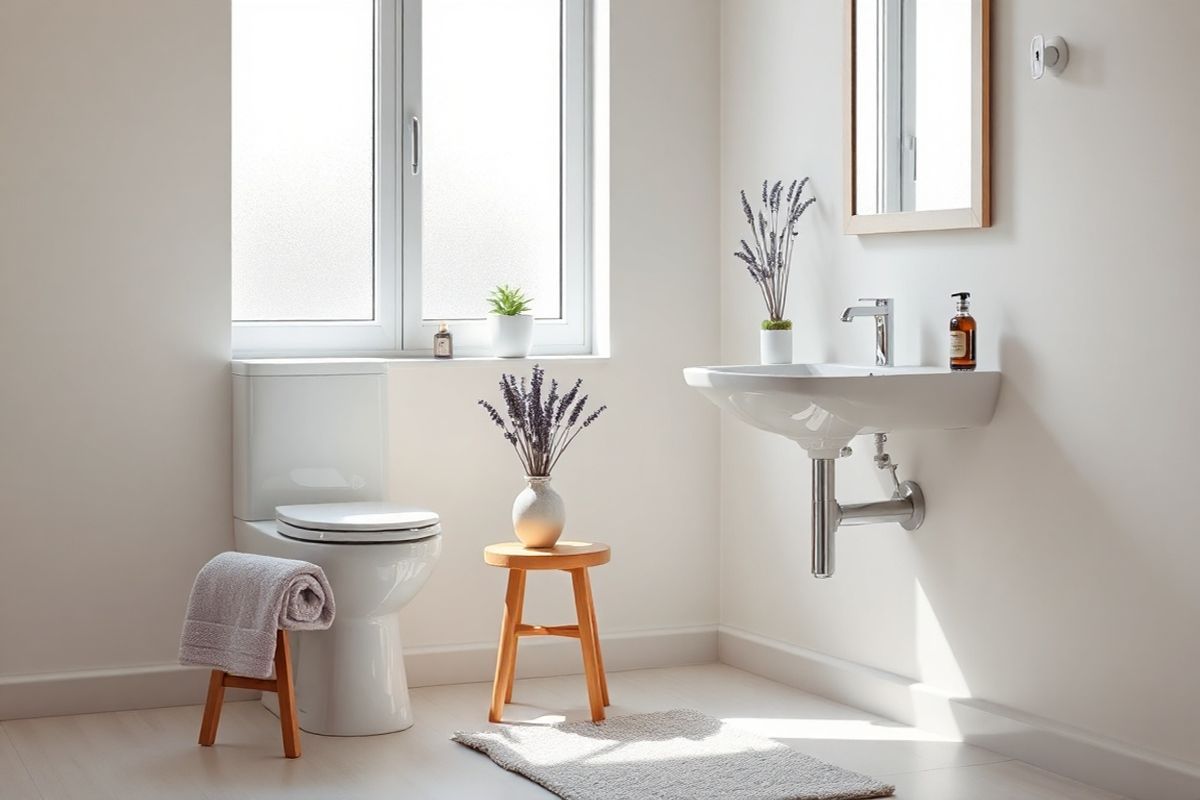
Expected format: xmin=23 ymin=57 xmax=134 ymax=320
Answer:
xmin=488 ymin=314 xmax=534 ymax=358
xmin=512 ymin=476 xmax=565 ymax=548
xmin=760 ymin=329 xmax=793 ymax=365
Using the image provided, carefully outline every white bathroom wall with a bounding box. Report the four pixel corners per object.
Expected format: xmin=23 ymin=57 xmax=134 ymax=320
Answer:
xmin=0 ymin=0 xmax=721 ymax=711
xmin=720 ymin=0 xmax=1200 ymax=771
xmin=0 ymin=1 xmax=233 ymax=677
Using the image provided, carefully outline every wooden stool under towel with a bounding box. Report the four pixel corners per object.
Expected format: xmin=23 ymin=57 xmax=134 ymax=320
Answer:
xmin=484 ymin=541 xmax=611 ymax=723
xmin=198 ymin=629 xmax=301 ymax=758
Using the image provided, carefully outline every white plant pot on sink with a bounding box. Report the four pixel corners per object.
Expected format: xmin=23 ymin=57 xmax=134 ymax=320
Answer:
xmin=760 ymin=329 xmax=793 ymax=365
xmin=488 ymin=314 xmax=534 ymax=358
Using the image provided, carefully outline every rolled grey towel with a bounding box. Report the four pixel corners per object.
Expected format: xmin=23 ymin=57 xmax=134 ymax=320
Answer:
xmin=179 ymin=551 xmax=335 ymax=679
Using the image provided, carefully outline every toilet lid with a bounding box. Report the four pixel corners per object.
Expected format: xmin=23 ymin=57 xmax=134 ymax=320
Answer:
xmin=275 ymin=502 xmax=442 ymax=544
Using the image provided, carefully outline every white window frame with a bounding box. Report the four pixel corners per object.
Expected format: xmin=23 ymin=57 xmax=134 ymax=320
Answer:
xmin=232 ymin=0 xmax=593 ymax=358
xmin=871 ymin=0 xmax=919 ymax=214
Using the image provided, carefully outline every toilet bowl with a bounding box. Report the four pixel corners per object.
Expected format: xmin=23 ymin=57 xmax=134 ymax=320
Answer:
xmin=234 ymin=503 xmax=441 ymax=736
xmin=231 ymin=360 xmax=442 ymax=736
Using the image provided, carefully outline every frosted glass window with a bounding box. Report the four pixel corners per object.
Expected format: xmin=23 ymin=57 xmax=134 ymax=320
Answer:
xmin=421 ymin=0 xmax=562 ymax=320
xmin=231 ymin=0 xmax=590 ymax=356
xmin=232 ymin=0 xmax=375 ymax=322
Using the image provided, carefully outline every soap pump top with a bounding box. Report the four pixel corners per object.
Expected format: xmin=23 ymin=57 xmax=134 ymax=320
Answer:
xmin=952 ymin=291 xmax=971 ymax=313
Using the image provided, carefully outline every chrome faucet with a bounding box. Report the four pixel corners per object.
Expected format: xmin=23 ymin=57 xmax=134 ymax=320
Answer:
xmin=841 ymin=298 xmax=894 ymax=367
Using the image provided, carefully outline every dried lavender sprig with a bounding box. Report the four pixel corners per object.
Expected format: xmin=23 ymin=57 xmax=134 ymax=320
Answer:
xmin=566 ymin=394 xmax=589 ymax=428
xmin=499 ymin=375 xmax=523 ymax=424
xmin=738 ymin=239 xmax=756 ymax=263
xmin=747 ymin=213 xmax=771 ymax=295
xmin=736 ymin=177 xmax=814 ymax=321
xmin=735 ymin=239 xmax=772 ymax=304
xmin=477 ymin=400 xmax=506 ymax=430
xmin=779 ymin=192 xmax=816 ymax=315
xmin=499 ymin=374 xmax=536 ymax=470
xmin=755 ymin=210 xmax=778 ymax=312
xmin=529 ymin=364 xmax=547 ymax=471
xmin=546 ymin=390 xmax=587 ymax=473
xmin=555 ymin=378 xmax=583 ymax=424
xmin=545 ymin=378 xmax=559 ymax=423
xmin=480 ymin=398 xmax=534 ymax=473
xmin=582 ymin=406 xmax=607 ymax=427
xmin=740 ymin=190 xmax=754 ymax=225
xmin=479 ymin=365 xmax=607 ymax=478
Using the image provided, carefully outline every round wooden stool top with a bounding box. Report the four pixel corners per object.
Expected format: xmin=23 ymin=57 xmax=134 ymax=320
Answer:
xmin=484 ymin=541 xmax=610 ymax=571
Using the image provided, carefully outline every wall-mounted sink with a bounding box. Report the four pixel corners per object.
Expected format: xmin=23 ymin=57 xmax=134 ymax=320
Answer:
xmin=685 ymin=362 xmax=1001 ymax=578
xmin=683 ymin=363 xmax=1001 ymax=458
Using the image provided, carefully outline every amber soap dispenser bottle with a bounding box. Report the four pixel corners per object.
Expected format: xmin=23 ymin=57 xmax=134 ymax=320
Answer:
xmin=949 ymin=292 xmax=976 ymax=371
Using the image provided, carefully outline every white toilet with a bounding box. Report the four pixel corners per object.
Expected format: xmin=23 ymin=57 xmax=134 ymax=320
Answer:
xmin=232 ymin=361 xmax=442 ymax=736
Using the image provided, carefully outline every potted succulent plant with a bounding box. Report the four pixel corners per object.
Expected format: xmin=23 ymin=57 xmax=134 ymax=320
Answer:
xmin=478 ymin=364 xmax=607 ymax=548
xmin=733 ymin=178 xmax=815 ymax=365
xmin=486 ymin=284 xmax=535 ymax=358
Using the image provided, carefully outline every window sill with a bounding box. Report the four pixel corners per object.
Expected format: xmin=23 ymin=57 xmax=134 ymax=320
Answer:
xmin=231 ymin=354 xmax=610 ymax=377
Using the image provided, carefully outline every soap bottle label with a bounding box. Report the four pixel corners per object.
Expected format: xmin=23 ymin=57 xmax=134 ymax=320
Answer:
xmin=949 ymin=331 xmax=967 ymax=358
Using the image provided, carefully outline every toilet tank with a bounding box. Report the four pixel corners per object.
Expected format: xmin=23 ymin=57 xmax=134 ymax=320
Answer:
xmin=233 ymin=360 xmax=388 ymax=522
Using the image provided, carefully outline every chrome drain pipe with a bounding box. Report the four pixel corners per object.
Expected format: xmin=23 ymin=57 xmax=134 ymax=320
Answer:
xmin=811 ymin=459 xmax=840 ymax=578
xmin=810 ymin=443 xmax=925 ymax=579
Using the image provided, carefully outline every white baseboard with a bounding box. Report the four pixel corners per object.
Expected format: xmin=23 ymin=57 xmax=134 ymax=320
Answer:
xmin=0 ymin=625 xmax=717 ymax=722
xmin=405 ymin=624 xmax=718 ymax=687
xmin=0 ymin=664 xmax=258 ymax=721
xmin=718 ymin=625 xmax=1200 ymax=800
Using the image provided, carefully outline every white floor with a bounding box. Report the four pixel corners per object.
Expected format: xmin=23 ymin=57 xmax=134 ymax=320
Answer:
xmin=0 ymin=664 xmax=1122 ymax=800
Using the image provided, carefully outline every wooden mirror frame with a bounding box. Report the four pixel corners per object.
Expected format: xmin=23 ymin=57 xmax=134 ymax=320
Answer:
xmin=843 ymin=0 xmax=991 ymax=234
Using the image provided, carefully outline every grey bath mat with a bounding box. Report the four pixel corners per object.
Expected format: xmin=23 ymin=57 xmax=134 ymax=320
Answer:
xmin=452 ymin=708 xmax=895 ymax=800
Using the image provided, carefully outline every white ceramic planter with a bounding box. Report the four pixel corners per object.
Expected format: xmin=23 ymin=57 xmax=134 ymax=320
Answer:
xmin=760 ymin=328 xmax=793 ymax=365
xmin=512 ymin=476 xmax=565 ymax=548
xmin=488 ymin=313 xmax=534 ymax=358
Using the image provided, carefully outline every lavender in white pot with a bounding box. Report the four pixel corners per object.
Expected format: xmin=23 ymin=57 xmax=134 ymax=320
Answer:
xmin=479 ymin=364 xmax=607 ymax=548
xmin=734 ymin=178 xmax=815 ymax=365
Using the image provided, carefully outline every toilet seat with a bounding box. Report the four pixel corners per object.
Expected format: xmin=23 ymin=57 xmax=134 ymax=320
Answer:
xmin=276 ymin=502 xmax=442 ymax=544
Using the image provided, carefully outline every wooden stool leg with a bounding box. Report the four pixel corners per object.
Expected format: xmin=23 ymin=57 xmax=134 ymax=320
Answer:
xmin=198 ymin=669 xmax=226 ymax=746
xmin=581 ymin=569 xmax=609 ymax=707
xmin=570 ymin=568 xmax=605 ymax=722
xmin=490 ymin=569 xmax=525 ymax=722
xmin=505 ymin=569 xmax=526 ymax=703
xmin=273 ymin=630 xmax=301 ymax=759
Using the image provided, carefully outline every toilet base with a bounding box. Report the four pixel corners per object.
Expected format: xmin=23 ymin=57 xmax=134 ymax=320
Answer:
xmin=261 ymin=616 xmax=415 ymax=736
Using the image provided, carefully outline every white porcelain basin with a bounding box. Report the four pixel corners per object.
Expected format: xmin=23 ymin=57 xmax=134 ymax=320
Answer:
xmin=684 ymin=363 xmax=1000 ymax=458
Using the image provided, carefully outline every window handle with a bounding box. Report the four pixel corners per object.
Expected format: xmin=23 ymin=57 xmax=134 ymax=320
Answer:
xmin=411 ymin=115 xmax=420 ymax=175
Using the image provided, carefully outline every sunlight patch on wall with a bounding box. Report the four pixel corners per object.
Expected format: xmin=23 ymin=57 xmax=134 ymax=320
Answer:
xmin=916 ymin=579 xmax=970 ymax=696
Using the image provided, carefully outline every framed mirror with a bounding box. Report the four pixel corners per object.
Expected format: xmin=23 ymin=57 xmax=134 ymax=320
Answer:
xmin=844 ymin=0 xmax=990 ymax=234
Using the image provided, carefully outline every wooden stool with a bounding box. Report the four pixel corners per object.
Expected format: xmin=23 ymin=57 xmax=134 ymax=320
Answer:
xmin=198 ymin=629 xmax=301 ymax=758
xmin=484 ymin=542 xmax=611 ymax=723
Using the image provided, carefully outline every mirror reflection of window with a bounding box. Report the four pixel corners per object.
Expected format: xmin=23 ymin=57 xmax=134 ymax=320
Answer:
xmin=855 ymin=0 xmax=972 ymax=215
xmin=854 ymin=0 xmax=880 ymax=215
xmin=913 ymin=0 xmax=971 ymax=211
